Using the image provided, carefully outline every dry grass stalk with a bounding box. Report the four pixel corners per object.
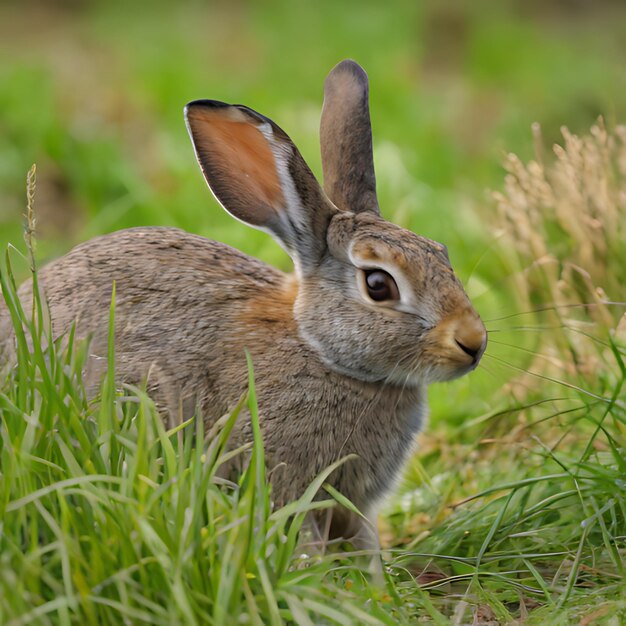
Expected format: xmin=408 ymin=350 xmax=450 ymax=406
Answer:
xmin=492 ymin=120 xmax=626 ymax=388
xmin=24 ymin=163 xmax=37 ymax=273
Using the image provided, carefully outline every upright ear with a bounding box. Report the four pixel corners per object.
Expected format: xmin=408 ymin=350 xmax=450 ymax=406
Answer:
xmin=320 ymin=60 xmax=380 ymax=215
xmin=185 ymin=100 xmax=337 ymax=269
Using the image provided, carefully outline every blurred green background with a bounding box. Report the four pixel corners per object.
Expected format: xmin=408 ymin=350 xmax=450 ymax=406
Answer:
xmin=2 ymin=0 xmax=625 ymax=251
xmin=1 ymin=0 xmax=625 ymax=420
xmin=2 ymin=5 xmax=626 ymax=620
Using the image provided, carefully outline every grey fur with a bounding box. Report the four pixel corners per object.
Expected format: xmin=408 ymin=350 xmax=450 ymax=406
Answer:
xmin=321 ymin=59 xmax=379 ymax=214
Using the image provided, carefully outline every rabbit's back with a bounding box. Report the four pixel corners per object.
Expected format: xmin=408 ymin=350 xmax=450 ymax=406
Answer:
xmin=1 ymin=227 xmax=288 ymax=420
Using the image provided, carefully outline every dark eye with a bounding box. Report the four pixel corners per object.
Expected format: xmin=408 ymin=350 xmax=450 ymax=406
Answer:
xmin=362 ymin=269 xmax=400 ymax=302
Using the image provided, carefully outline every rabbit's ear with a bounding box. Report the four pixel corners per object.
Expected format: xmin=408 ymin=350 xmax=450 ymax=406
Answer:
xmin=320 ymin=60 xmax=380 ymax=215
xmin=185 ymin=100 xmax=336 ymax=268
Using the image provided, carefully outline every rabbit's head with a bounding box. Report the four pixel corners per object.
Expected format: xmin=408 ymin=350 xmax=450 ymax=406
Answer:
xmin=185 ymin=60 xmax=486 ymax=388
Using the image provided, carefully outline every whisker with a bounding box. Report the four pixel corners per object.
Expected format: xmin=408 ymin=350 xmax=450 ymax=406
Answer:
xmin=484 ymin=301 xmax=626 ymax=324
xmin=476 ymin=362 xmax=499 ymax=379
xmin=465 ymin=395 xmax=585 ymax=428
xmin=383 ymin=351 xmax=418 ymax=386
xmin=483 ymin=353 xmax=615 ymax=405
xmin=487 ymin=324 xmax=592 ymax=333
xmin=487 ymin=323 xmax=622 ymax=354
xmin=487 ymin=338 xmax=568 ymax=364
xmin=558 ymin=325 xmax=626 ymax=352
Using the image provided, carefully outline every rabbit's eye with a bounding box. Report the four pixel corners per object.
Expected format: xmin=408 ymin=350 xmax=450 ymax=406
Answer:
xmin=362 ymin=269 xmax=400 ymax=302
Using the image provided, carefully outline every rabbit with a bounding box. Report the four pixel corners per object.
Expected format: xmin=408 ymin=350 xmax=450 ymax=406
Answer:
xmin=0 ymin=60 xmax=487 ymax=551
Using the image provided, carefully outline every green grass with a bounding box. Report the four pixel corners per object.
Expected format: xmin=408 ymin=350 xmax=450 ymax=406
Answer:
xmin=0 ymin=253 xmax=418 ymax=625
xmin=1 ymin=234 xmax=624 ymax=623
xmin=1 ymin=0 xmax=626 ymax=623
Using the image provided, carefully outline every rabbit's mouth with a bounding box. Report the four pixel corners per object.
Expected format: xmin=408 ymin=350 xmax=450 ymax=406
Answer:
xmin=409 ymin=315 xmax=487 ymax=384
xmin=454 ymin=334 xmax=488 ymax=370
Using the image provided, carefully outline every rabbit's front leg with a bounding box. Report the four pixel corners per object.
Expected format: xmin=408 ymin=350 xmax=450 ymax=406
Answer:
xmin=300 ymin=505 xmax=384 ymax=583
xmin=337 ymin=507 xmax=384 ymax=584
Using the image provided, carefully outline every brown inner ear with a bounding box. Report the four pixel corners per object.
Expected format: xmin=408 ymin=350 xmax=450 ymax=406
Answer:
xmin=187 ymin=107 xmax=285 ymax=224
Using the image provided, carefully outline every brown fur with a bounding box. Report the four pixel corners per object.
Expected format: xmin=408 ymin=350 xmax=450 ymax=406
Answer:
xmin=238 ymin=275 xmax=299 ymax=327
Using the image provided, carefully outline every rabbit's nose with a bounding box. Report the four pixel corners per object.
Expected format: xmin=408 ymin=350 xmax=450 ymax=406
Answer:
xmin=453 ymin=316 xmax=487 ymax=363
